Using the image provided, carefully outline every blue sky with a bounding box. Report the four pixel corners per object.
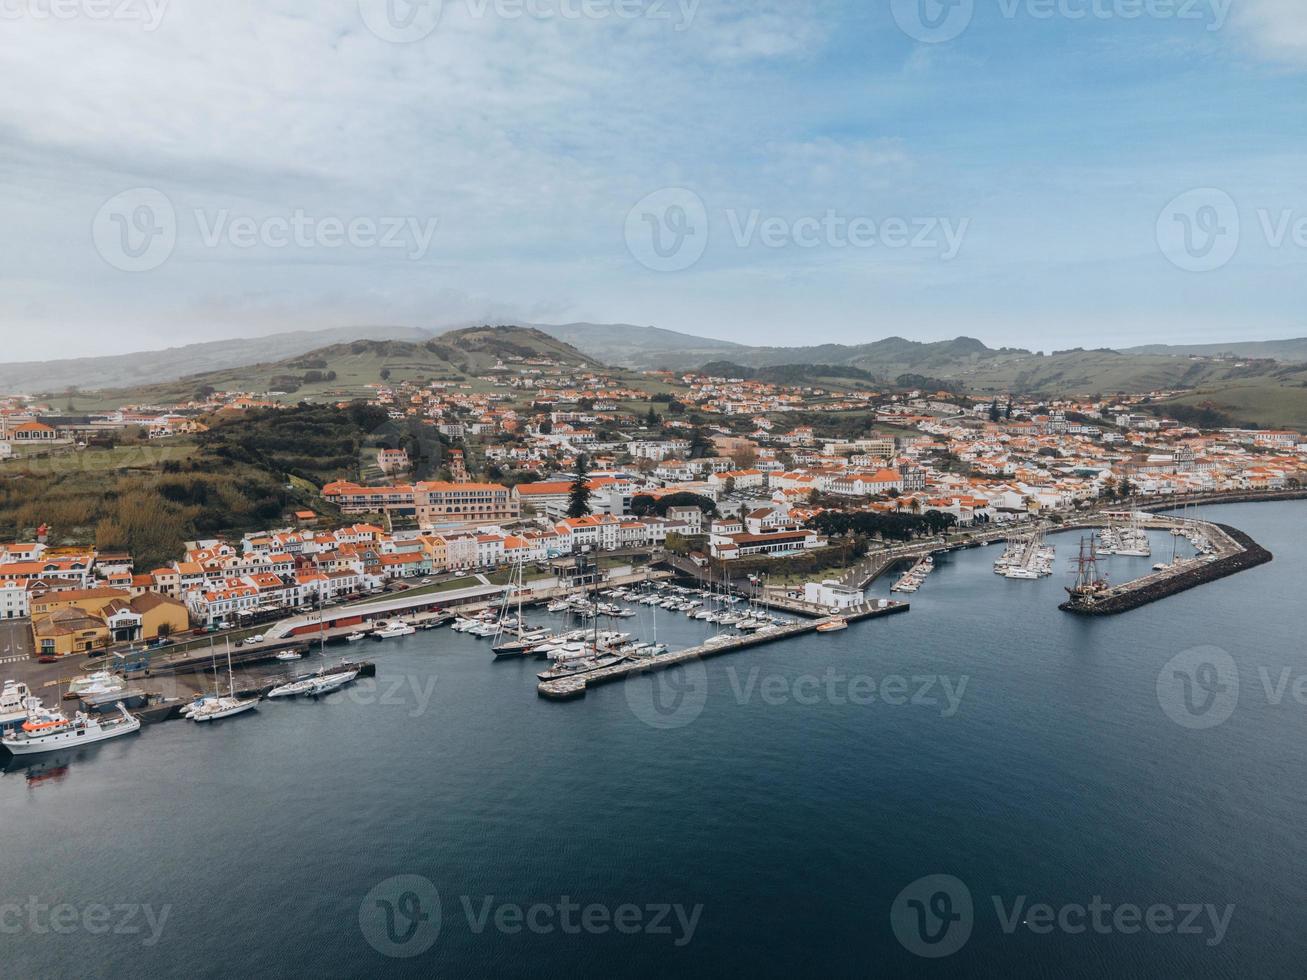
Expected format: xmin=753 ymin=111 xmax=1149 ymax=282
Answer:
xmin=1 ymin=0 xmax=1305 ymax=360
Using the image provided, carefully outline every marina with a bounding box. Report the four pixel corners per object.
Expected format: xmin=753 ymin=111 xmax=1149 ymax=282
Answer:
xmin=537 ymin=599 xmax=909 ymax=701
xmin=0 ymin=509 xmax=1275 ymax=751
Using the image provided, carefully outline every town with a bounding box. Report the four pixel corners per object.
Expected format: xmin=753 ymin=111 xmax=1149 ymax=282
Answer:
xmin=0 ymin=348 xmax=1302 ymax=664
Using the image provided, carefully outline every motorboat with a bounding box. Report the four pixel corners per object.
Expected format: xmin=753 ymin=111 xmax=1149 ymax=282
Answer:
xmin=68 ymin=670 xmax=126 ymax=698
xmin=0 ymin=680 xmax=40 ymax=733
xmin=374 ymin=620 xmax=417 ymax=639
xmin=275 ymin=651 xmax=303 ymax=662
xmin=815 ymin=617 xmax=849 ymax=633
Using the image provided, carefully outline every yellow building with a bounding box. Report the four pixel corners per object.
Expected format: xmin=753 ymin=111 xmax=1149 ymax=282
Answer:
xmin=31 ymin=589 xmax=189 ymax=657
xmin=33 ymin=609 xmax=110 ymax=657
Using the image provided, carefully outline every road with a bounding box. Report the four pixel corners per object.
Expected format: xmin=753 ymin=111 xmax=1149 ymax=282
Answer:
xmin=0 ymin=619 xmax=33 ymax=666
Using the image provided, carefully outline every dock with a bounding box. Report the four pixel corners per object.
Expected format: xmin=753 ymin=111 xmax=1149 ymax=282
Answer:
xmin=537 ymin=600 xmax=908 ymax=701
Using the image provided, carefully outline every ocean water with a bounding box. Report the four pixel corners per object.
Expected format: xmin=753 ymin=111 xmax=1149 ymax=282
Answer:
xmin=2 ymin=501 xmax=1304 ymax=978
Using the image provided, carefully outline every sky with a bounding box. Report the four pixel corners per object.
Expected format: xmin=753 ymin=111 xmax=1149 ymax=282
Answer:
xmin=2 ymin=0 xmax=1306 ymax=360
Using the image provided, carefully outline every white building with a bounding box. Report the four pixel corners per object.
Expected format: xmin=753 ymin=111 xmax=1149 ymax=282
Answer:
xmin=0 ymin=583 xmax=29 ymax=619
xmin=804 ymin=580 xmax=865 ymax=610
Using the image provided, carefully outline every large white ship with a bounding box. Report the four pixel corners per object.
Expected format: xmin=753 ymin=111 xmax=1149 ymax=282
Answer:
xmin=1 ymin=703 xmax=140 ymax=756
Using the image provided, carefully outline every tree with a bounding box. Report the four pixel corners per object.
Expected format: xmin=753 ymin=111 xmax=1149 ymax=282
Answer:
xmin=567 ymin=455 xmax=593 ymax=518
xmin=1005 ymin=399 xmax=1013 ymax=420
xmin=688 ymin=428 xmax=715 ymax=459
xmin=538 ymin=418 xmax=553 ymax=435
xmin=379 ymin=368 xmax=391 ymax=381
xmin=989 ymin=399 xmax=1001 ymax=423
xmin=645 ymin=407 xmax=659 ymax=427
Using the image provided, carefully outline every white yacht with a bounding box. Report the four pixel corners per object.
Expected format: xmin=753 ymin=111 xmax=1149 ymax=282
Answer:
xmin=68 ymin=670 xmax=126 ymax=698
xmin=2 ymin=703 xmax=140 ymax=755
xmin=267 ymin=678 xmax=317 ymax=699
xmin=190 ymin=641 xmax=259 ymax=722
xmin=191 ymin=697 xmax=259 ymax=722
xmin=0 ymin=680 xmax=40 ymax=733
xmin=374 ymin=620 xmax=417 ymax=638
xmin=308 ymin=669 xmax=359 ymax=696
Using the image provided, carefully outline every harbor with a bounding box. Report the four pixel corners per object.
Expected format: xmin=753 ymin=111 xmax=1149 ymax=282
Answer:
xmin=0 ymin=507 xmax=1277 ymax=750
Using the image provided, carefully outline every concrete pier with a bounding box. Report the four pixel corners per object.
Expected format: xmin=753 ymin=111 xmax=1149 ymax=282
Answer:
xmin=537 ymin=600 xmax=908 ymax=701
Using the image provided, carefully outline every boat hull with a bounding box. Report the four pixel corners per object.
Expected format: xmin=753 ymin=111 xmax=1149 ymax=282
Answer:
xmin=2 ymin=718 xmax=140 ymax=755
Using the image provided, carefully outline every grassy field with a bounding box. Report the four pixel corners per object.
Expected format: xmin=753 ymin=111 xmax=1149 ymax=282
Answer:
xmin=1159 ymin=381 xmax=1307 ymax=430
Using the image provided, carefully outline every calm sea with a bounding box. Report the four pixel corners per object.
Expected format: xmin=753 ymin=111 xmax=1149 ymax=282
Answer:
xmin=3 ymin=501 xmax=1304 ymax=978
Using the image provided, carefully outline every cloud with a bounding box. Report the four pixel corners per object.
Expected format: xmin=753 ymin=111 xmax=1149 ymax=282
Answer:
xmin=1232 ymin=0 xmax=1307 ymax=64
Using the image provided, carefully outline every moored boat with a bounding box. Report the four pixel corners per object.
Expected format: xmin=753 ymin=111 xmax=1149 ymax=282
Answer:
xmin=2 ymin=703 xmax=140 ymax=755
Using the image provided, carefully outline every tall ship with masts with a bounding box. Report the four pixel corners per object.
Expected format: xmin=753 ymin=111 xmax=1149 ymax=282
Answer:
xmin=1063 ymin=534 xmax=1112 ymax=610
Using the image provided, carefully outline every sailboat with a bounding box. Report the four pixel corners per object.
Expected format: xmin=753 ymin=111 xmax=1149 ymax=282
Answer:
xmin=190 ymin=641 xmax=259 ymax=722
xmin=304 ymin=593 xmax=359 ymax=696
xmin=493 ymin=562 xmax=553 ymax=657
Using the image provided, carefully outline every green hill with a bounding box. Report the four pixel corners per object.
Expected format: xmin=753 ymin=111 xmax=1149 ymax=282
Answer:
xmin=54 ymin=326 xmax=599 ymax=410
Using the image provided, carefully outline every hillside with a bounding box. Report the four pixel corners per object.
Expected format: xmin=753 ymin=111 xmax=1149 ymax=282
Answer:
xmin=8 ymin=325 xmax=428 ymax=395
xmin=535 ymin=323 xmax=745 ymax=368
xmin=536 ymin=328 xmax=1023 ymax=374
xmin=1124 ymin=338 xmax=1307 ymax=362
xmin=55 ymin=327 xmax=599 ymax=410
xmin=0 ymin=403 xmax=412 ymax=567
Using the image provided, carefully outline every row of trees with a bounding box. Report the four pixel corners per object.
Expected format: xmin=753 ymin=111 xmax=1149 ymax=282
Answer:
xmin=811 ymin=509 xmax=958 ymax=542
